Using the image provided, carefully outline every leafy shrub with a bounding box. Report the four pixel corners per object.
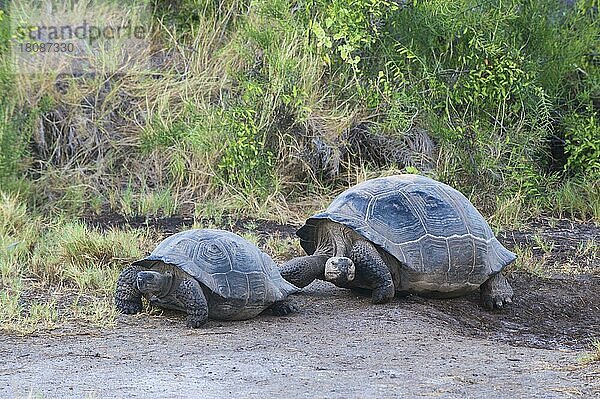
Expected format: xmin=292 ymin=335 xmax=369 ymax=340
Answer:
xmin=311 ymin=0 xmax=398 ymax=68
xmin=217 ymin=108 xmax=275 ymax=195
xmin=0 ymin=9 xmax=39 ymax=186
xmin=564 ymin=113 xmax=600 ymax=176
xmin=308 ymin=1 xmax=598 ymax=192
xmin=3 ymin=0 xmax=600 ymax=222
xmin=0 ymin=8 xmax=17 ymax=182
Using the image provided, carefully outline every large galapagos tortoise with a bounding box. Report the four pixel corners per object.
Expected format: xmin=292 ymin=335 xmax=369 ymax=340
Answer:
xmin=115 ymin=229 xmax=299 ymax=327
xmin=280 ymin=174 xmax=516 ymax=309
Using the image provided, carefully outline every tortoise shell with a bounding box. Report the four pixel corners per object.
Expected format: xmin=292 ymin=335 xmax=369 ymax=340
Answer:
xmin=297 ymin=175 xmax=516 ymax=288
xmin=135 ymin=229 xmax=299 ymax=306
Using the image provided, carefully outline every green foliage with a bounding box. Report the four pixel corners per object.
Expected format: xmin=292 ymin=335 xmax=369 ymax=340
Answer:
xmin=114 ymin=186 xmax=178 ymax=217
xmin=0 ymin=9 xmax=19 ymax=182
xmin=0 ymin=193 xmax=149 ymax=332
xmin=141 ymin=118 xmax=194 ymax=151
xmin=3 ymin=0 xmax=600 ymax=224
xmin=450 ymin=40 xmax=531 ymax=111
xmin=384 ymin=2 xmax=550 ymax=184
xmin=140 ymin=101 xmax=227 ymax=154
xmin=550 ymin=177 xmax=600 ymax=221
xmin=0 ymin=8 xmax=41 ymax=186
xmin=307 ymin=0 xmax=599 ymax=201
xmin=217 ymin=108 xmax=275 ymax=194
xmin=564 ymin=113 xmax=600 ymax=176
xmin=311 ymin=0 xmax=398 ymax=68
xmin=153 ymin=0 xmax=244 ymax=33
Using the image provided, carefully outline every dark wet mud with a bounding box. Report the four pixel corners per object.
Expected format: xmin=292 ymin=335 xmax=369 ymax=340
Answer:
xmin=401 ymin=273 xmax=600 ymax=350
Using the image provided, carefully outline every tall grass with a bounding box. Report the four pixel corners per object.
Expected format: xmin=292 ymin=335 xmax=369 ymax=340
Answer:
xmin=0 ymin=193 xmax=150 ymax=333
xmin=0 ymin=8 xmax=28 ymax=184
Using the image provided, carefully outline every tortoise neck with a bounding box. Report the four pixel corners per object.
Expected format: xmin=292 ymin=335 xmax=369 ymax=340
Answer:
xmin=157 ymin=271 xmax=176 ymax=298
xmin=317 ymin=222 xmax=358 ymax=257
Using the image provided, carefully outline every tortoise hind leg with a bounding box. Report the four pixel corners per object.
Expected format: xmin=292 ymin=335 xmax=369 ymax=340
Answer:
xmin=480 ymin=273 xmax=513 ymax=309
xmin=350 ymin=241 xmax=395 ymax=304
xmin=279 ymin=254 xmax=329 ymax=288
xmin=115 ymin=265 xmax=144 ymax=314
xmin=175 ymin=279 xmax=209 ymax=328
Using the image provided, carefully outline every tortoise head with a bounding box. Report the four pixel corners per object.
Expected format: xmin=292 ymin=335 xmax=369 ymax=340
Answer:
xmin=324 ymin=256 xmax=355 ymax=284
xmin=136 ymin=270 xmax=172 ymax=295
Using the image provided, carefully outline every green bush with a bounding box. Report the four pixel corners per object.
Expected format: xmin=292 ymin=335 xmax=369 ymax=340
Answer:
xmin=0 ymin=9 xmax=40 ymax=187
xmin=308 ymin=1 xmax=598 ymax=191
xmin=564 ymin=113 xmax=600 ymax=176
xmin=217 ymin=107 xmax=275 ymax=195
xmin=310 ymin=0 xmax=399 ymax=68
xmin=4 ymin=0 xmax=600 ymax=222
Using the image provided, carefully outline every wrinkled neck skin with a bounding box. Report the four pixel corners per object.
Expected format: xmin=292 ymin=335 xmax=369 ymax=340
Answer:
xmin=157 ymin=272 xmax=175 ymax=298
xmin=315 ymin=221 xmax=359 ymax=257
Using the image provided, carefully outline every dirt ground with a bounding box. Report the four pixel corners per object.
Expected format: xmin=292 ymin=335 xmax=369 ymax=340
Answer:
xmin=1 ymin=216 xmax=599 ymax=398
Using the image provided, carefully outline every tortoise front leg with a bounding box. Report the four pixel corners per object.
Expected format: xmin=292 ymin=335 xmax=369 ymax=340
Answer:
xmin=175 ymin=279 xmax=209 ymax=328
xmin=115 ymin=265 xmax=144 ymax=314
xmin=350 ymin=240 xmax=395 ymax=304
xmin=279 ymin=254 xmax=329 ymax=288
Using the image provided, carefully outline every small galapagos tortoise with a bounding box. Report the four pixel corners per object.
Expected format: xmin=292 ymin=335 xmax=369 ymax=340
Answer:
xmin=280 ymin=174 xmax=516 ymax=308
xmin=115 ymin=229 xmax=299 ymax=327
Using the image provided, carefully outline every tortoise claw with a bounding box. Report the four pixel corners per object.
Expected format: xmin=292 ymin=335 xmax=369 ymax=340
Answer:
xmin=482 ymin=292 xmax=513 ymax=310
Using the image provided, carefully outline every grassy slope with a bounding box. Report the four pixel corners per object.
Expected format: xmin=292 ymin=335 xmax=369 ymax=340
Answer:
xmin=1 ymin=0 xmax=597 ymax=222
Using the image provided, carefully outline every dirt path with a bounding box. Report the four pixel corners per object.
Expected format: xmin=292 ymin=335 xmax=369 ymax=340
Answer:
xmin=1 ymin=279 xmax=599 ymax=399
xmin=2 ymin=217 xmax=599 ymax=398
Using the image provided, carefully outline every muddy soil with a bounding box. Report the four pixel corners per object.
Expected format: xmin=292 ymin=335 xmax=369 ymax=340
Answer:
xmin=1 ymin=216 xmax=599 ymax=398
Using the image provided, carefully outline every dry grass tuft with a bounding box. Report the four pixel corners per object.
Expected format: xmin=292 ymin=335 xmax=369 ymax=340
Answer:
xmin=579 ymin=341 xmax=600 ymax=364
xmin=507 ymin=244 xmax=549 ymax=278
